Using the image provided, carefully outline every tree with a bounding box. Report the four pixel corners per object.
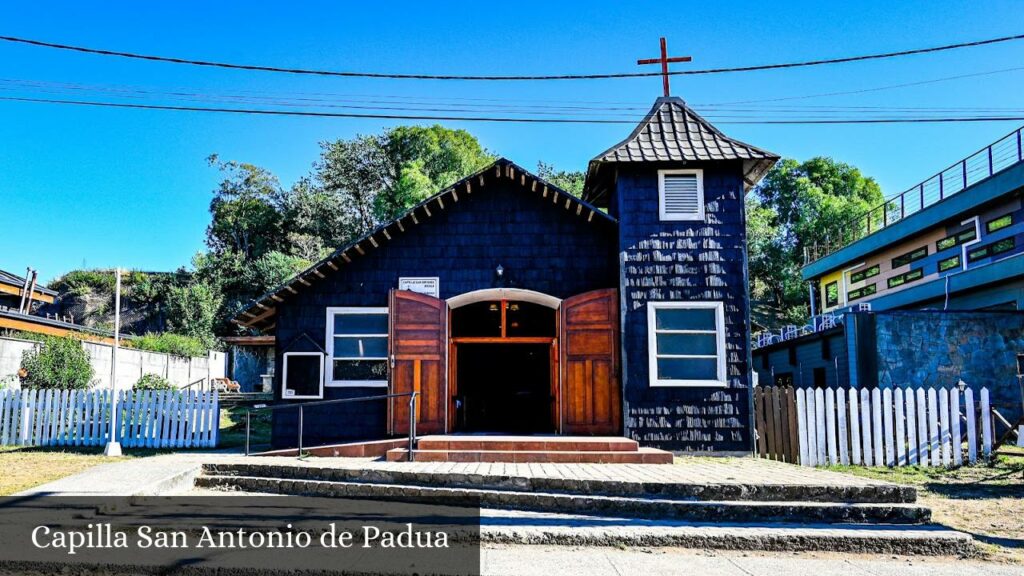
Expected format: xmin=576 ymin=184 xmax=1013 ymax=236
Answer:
xmin=20 ymin=336 xmax=94 ymax=390
xmin=536 ymin=161 xmax=585 ymax=197
xmin=748 ymin=157 xmax=884 ymax=323
xmin=244 ymin=251 xmax=310 ymax=296
xmin=313 ymin=125 xmax=494 ymax=237
xmin=165 ymin=281 xmax=223 ymax=350
xmin=206 ymin=155 xmax=287 ymax=260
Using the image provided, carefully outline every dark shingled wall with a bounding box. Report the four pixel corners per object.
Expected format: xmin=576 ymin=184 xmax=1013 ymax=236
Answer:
xmin=613 ymin=161 xmax=754 ymax=454
xmin=271 ymin=178 xmax=618 ymax=448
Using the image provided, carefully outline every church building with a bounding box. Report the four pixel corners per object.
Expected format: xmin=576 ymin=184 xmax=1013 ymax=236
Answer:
xmin=232 ymin=96 xmax=779 ymax=454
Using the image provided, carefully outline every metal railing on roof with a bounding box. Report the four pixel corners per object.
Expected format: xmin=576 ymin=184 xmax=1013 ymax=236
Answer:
xmin=804 ymin=126 xmax=1024 ymax=265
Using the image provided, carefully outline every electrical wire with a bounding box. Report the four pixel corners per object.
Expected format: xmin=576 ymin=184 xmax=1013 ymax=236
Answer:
xmin=1 ymin=32 xmax=1023 ymax=80
xmin=4 ymin=95 xmax=1024 ymax=124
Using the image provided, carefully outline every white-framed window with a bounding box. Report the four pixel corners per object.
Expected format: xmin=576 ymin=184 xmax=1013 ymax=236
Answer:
xmin=658 ymin=169 xmax=704 ymax=221
xmin=326 ymin=307 xmax=389 ymax=387
xmin=282 ymin=352 xmax=324 ymax=399
xmin=647 ymin=301 xmax=727 ymax=387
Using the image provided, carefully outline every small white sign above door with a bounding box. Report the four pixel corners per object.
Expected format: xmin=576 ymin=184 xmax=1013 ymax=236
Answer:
xmin=399 ymin=277 xmax=440 ymax=298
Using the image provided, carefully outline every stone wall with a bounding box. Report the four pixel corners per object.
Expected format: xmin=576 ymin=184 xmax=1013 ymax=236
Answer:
xmin=874 ymin=310 xmax=1024 ymax=421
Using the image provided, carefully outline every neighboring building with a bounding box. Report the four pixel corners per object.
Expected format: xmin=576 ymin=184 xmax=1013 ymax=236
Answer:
xmin=0 ymin=267 xmax=117 ymax=344
xmin=223 ymin=335 xmax=275 ymax=392
xmin=0 ymin=268 xmax=56 ymax=313
xmin=233 ymin=96 xmax=779 ymax=452
xmin=754 ymin=126 xmax=1024 ymax=422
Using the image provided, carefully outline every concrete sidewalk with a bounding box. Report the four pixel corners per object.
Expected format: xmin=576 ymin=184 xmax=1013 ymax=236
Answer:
xmin=481 ymin=545 xmax=1016 ymax=576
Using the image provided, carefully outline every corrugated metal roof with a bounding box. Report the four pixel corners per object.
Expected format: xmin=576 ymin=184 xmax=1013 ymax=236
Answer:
xmin=587 ymin=97 xmax=779 ymax=194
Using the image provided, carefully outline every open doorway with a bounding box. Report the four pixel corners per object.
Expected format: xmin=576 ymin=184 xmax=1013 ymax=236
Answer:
xmin=455 ymin=343 xmax=552 ymax=432
xmin=450 ymin=298 xmax=558 ymax=433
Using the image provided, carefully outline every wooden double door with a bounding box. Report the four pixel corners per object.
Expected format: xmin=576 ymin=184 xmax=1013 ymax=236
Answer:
xmin=388 ymin=288 xmax=621 ymax=436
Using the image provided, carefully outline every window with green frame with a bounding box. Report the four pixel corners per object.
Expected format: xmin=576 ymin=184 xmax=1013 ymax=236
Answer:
xmin=986 ymin=214 xmax=1013 ymax=234
xmin=848 ymin=283 xmax=877 ymax=301
xmin=825 ymin=281 xmax=839 ymax=308
xmin=892 ymin=246 xmax=928 ymax=268
xmin=936 ymin=228 xmax=977 ymax=251
xmin=938 ymin=255 xmax=961 ymax=272
xmin=888 ymin=268 xmax=924 ymax=289
xmin=968 ymin=236 xmax=1017 ymax=262
xmin=850 ymin=265 xmax=880 ymax=284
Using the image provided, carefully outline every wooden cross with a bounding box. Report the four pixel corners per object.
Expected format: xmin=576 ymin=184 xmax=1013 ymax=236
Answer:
xmin=637 ymin=37 xmax=692 ymax=97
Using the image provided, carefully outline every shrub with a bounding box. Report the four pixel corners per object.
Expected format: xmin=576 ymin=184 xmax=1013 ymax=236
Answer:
xmin=20 ymin=336 xmax=94 ymax=390
xmin=134 ymin=373 xmax=175 ymax=391
xmin=130 ymin=332 xmax=209 ymax=358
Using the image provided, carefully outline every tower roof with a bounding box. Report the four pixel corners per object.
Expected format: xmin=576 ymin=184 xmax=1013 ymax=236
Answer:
xmin=583 ymin=97 xmax=779 ymax=204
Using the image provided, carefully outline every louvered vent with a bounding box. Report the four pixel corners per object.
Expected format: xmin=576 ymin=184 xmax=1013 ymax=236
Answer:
xmin=660 ymin=173 xmax=702 ymax=219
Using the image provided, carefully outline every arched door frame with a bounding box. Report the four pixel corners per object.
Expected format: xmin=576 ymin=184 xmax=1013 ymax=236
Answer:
xmin=447 ymin=288 xmax=561 ymax=310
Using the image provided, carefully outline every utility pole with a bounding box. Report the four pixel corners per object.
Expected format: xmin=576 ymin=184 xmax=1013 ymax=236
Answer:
xmin=104 ymin=268 xmax=122 ymax=456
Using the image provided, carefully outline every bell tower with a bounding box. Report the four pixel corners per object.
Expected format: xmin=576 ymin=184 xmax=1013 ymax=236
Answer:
xmin=582 ymin=95 xmax=779 ymax=453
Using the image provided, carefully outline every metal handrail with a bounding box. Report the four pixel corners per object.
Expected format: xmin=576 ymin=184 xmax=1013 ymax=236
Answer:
xmin=243 ymin=391 xmax=418 ymax=461
xmin=804 ymin=125 xmax=1024 ymax=265
xmin=182 ymin=378 xmax=206 ymax=391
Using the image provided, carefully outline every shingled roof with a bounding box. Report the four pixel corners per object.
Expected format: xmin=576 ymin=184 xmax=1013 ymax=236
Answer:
xmin=583 ymin=96 xmax=779 ymax=204
xmin=231 ymin=158 xmax=616 ymax=332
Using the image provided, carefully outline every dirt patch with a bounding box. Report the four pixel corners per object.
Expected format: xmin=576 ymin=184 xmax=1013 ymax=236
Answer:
xmin=0 ymin=446 xmax=130 ymax=496
xmin=829 ymin=450 xmax=1024 ymax=564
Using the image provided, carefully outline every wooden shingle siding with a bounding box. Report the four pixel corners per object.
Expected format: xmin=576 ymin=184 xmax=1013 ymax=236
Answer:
xmin=615 ymin=162 xmax=753 ymax=453
xmin=271 ymin=178 xmax=618 ymax=448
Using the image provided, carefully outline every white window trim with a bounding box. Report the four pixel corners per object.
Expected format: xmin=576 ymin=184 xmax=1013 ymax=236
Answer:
xmin=325 ymin=306 xmax=389 ymax=388
xmin=647 ymin=301 xmax=727 ymax=387
xmin=658 ymin=169 xmax=705 ymax=222
xmin=282 ymin=352 xmax=324 ymax=399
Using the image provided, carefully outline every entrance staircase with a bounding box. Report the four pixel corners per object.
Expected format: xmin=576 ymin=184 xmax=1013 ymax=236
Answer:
xmin=196 ymin=460 xmax=974 ymax=555
xmin=385 ymin=435 xmax=674 ymax=464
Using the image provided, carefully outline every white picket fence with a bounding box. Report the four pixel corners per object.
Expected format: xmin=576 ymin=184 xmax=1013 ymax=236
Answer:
xmin=795 ymin=386 xmax=991 ymax=467
xmin=0 ymin=389 xmax=219 ymax=448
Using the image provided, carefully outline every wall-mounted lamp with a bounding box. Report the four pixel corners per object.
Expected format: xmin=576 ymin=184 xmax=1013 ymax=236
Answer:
xmin=495 ymin=264 xmax=504 ymax=278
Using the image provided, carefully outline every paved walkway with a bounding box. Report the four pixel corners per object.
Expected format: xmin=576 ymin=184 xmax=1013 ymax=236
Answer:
xmin=213 ymin=454 xmax=896 ymax=488
xmin=481 ymin=545 xmax=1018 ymax=576
xmin=19 ymin=453 xmax=896 ymax=496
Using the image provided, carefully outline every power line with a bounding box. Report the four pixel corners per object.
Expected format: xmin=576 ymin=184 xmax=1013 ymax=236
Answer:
xmin=5 ymin=77 xmax=1024 ymax=118
xmin=4 ymin=95 xmax=1024 ymax=124
xmin=1 ymin=32 xmax=1023 ymax=81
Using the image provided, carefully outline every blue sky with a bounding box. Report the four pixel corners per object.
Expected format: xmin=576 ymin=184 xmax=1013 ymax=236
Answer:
xmin=2 ymin=1 xmax=1023 ymax=282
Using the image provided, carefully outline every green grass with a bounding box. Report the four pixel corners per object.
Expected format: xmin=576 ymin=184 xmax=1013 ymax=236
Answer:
xmin=0 ymin=445 xmax=133 ymax=495
xmin=217 ymin=406 xmax=272 ymax=449
xmin=827 ymin=449 xmax=1024 ymax=564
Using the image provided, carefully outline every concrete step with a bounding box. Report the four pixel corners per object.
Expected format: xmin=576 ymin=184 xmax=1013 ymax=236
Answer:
xmin=201 ymin=462 xmax=916 ymax=503
xmin=386 ymin=447 xmax=674 ymax=464
xmin=196 ymin=474 xmax=931 ymax=525
xmin=254 ymin=438 xmax=410 ymax=458
xmin=414 ymin=435 xmax=640 ymax=452
xmin=479 ymin=510 xmax=975 ymax=556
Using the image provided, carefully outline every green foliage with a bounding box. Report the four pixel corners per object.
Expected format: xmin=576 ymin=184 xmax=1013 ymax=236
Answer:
xmin=244 ymin=251 xmax=310 ymax=296
xmin=131 ymin=332 xmax=209 ymax=358
xmin=19 ymin=336 xmax=94 ymax=390
xmin=536 ymin=161 xmax=585 ymax=197
xmin=164 ymin=282 xmax=223 ymax=351
xmin=133 ymin=373 xmax=175 ymax=391
xmin=50 ymin=269 xmax=116 ymax=297
xmin=312 ymin=125 xmax=495 ymax=237
xmin=206 ymin=156 xmax=287 ymax=261
xmin=748 ymin=157 xmax=884 ymax=324
xmin=1 ymin=330 xmax=46 ymax=343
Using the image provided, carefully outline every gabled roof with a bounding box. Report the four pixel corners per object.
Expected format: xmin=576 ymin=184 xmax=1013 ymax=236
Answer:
xmin=231 ymin=158 xmax=615 ymax=332
xmin=583 ymin=96 xmax=780 ymax=204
